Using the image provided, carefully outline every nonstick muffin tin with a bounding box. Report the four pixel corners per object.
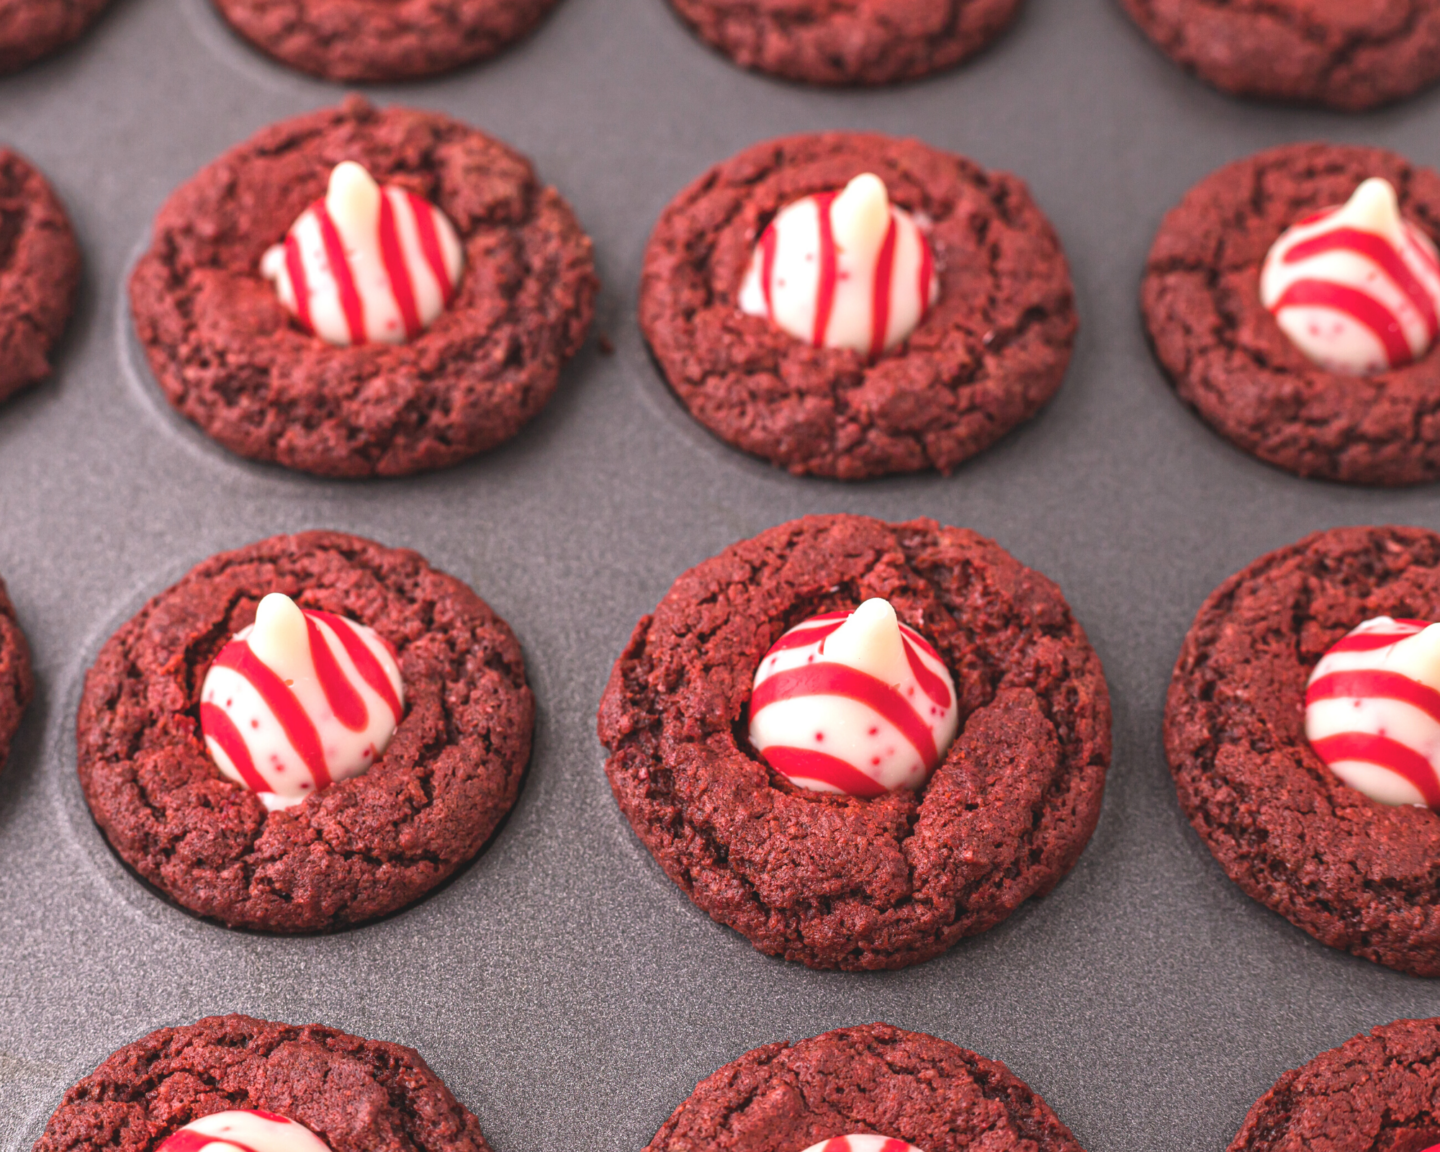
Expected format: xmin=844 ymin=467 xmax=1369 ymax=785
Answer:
xmin=4 ymin=1 xmax=1440 ymax=1151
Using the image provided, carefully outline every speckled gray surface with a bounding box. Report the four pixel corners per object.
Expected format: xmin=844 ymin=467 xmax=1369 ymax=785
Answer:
xmin=3 ymin=1 xmax=1440 ymax=1150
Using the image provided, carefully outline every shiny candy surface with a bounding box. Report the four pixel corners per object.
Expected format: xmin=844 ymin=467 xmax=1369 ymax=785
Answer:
xmin=796 ymin=1138 xmax=926 ymax=1152
xmin=200 ymin=593 xmax=404 ymax=809
xmin=155 ymin=1112 xmax=332 ymax=1152
xmin=749 ymin=598 xmax=958 ymax=797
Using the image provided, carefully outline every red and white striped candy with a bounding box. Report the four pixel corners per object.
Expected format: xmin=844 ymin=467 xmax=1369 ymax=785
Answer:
xmin=156 ymin=1112 xmax=331 ymax=1152
xmin=260 ymin=161 xmax=463 ymax=346
xmin=739 ymin=173 xmax=938 ymax=361
xmin=1305 ymin=616 xmax=1440 ymax=809
xmin=200 ymin=592 xmax=404 ymax=810
xmin=1261 ymin=178 xmax=1440 ymax=375
xmin=796 ymin=1135 xmax=925 ymax=1152
xmin=749 ymin=598 xmax=958 ymax=798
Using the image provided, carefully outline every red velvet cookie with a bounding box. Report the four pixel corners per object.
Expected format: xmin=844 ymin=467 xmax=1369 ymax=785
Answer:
xmin=0 ymin=571 xmax=33 ymax=772
xmin=647 ymin=1023 xmax=1087 ymax=1152
xmin=0 ymin=148 xmax=79 ymax=405
xmin=0 ymin=0 xmax=113 ymax=72
xmin=640 ymin=133 xmax=1076 ymax=480
xmin=1230 ymin=1017 xmax=1440 ymax=1152
xmin=1166 ymin=525 xmax=1440 ymax=977
xmin=33 ymin=1014 xmax=495 ymax=1152
xmin=211 ymin=0 xmax=563 ymax=81
xmin=598 ymin=514 xmax=1111 ymax=971
xmin=76 ymin=531 xmax=533 ymax=933
xmin=1118 ymin=0 xmax=1440 ymax=112
xmin=129 ymin=98 xmax=597 ymax=478
xmin=666 ymin=0 xmax=1022 ymax=86
xmin=1142 ymin=142 xmax=1440 ymax=486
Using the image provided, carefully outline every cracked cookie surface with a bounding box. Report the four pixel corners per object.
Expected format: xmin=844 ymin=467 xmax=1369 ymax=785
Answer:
xmin=34 ymin=1014 xmax=494 ymax=1152
xmin=666 ymin=0 xmax=1021 ymax=85
xmin=0 ymin=571 xmax=33 ymax=774
xmin=597 ymin=514 xmax=1110 ymax=971
xmin=0 ymin=0 xmax=113 ymax=72
xmin=1142 ymin=143 xmax=1440 ymax=486
xmin=1118 ymin=0 xmax=1440 ymax=110
xmin=639 ymin=134 xmax=1076 ymax=480
xmin=211 ymin=0 xmax=563 ymax=80
xmin=76 ymin=531 xmax=533 ymax=933
xmin=1230 ymin=1017 xmax=1440 ymax=1152
xmin=129 ymin=98 xmax=597 ymax=478
xmin=0 ymin=148 xmax=79 ymax=404
xmin=646 ymin=1023 xmax=1087 ymax=1152
xmin=1166 ymin=526 xmax=1440 ymax=977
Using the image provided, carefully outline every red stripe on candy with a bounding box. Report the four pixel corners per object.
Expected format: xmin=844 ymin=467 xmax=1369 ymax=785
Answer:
xmin=304 ymin=613 xmax=368 ymax=732
xmin=752 ymin=663 xmax=938 ymax=769
xmin=1307 ymin=668 xmax=1440 ymax=726
xmin=881 ymin=1142 xmax=912 ymax=1152
xmin=821 ymin=1140 xmax=852 ymax=1152
xmin=1273 ymin=279 xmax=1412 ymax=368
xmin=759 ymin=222 xmax=778 ymax=319
xmin=200 ymin=703 xmax=272 ymax=795
xmin=314 ymin=201 xmax=366 ymax=345
xmin=378 ymin=193 xmax=422 ymax=340
xmin=762 ymin=746 xmax=889 ymax=798
xmin=1327 ymin=621 xmax=1427 ymax=653
xmin=1283 ymin=226 xmax=1440 ymax=340
xmin=407 ymin=191 xmax=455 ymax=304
xmin=902 ymin=635 xmax=952 ymax=710
xmin=308 ymin=609 xmax=402 ymax=722
xmin=214 ymin=643 xmax=333 ymax=790
xmin=869 ymin=215 xmax=898 ymax=362
xmin=247 ymin=1113 xmax=293 ymax=1125
xmin=812 ymin=191 xmax=840 ymax=347
xmin=768 ymin=619 xmax=845 ymax=654
xmin=1311 ymin=732 xmax=1440 ymax=809
xmin=283 ymin=234 xmax=313 ymax=334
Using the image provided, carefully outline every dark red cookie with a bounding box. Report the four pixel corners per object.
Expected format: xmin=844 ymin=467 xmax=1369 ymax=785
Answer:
xmin=0 ymin=0 xmax=112 ymax=72
xmin=1142 ymin=142 xmax=1440 ymax=486
xmin=129 ymin=97 xmax=597 ymax=478
xmin=647 ymin=1023 xmax=1087 ymax=1152
xmin=1229 ymin=1017 xmax=1440 ymax=1152
xmin=1118 ymin=0 xmax=1440 ymax=112
xmin=77 ymin=530 xmax=533 ymax=933
xmin=0 ymin=571 xmax=33 ymax=772
xmin=640 ymin=133 xmax=1076 ymax=480
xmin=1166 ymin=525 xmax=1440 ymax=977
xmin=666 ymin=0 xmax=1021 ymax=86
xmin=598 ymin=514 xmax=1111 ymax=971
xmin=0 ymin=148 xmax=79 ymax=405
xmin=33 ymin=1014 xmax=494 ymax=1152
xmin=211 ymin=0 xmax=563 ymax=81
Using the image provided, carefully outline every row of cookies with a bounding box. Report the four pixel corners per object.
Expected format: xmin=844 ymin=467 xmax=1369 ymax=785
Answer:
xmin=6 ymin=99 xmax=1440 ymax=485
xmin=27 ymin=1011 xmax=1440 ymax=1152
xmin=5 ymin=0 xmax=1436 ymax=104
xmin=0 ymin=513 xmax=1436 ymax=979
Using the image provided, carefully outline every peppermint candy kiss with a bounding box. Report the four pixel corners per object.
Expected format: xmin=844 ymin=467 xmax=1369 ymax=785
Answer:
xmin=796 ymin=1137 xmax=926 ymax=1152
xmin=260 ymin=161 xmax=464 ymax=346
xmin=749 ymin=598 xmax=959 ymax=797
xmin=200 ymin=593 xmax=404 ymax=810
xmin=1305 ymin=616 xmax=1440 ymax=809
xmin=156 ymin=1112 xmax=332 ymax=1152
xmin=1260 ymin=178 xmax=1440 ymax=375
xmin=739 ymin=173 xmax=938 ymax=361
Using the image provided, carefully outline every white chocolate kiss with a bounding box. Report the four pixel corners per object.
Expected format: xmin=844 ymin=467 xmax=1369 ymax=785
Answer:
xmin=796 ymin=1135 xmax=927 ymax=1152
xmin=157 ymin=1112 xmax=332 ymax=1152
xmin=739 ymin=173 xmax=938 ymax=357
xmin=1260 ymin=178 xmax=1440 ymax=375
xmin=261 ymin=161 xmax=464 ymax=346
xmin=200 ymin=592 xmax=404 ymax=810
xmin=749 ymin=598 xmax=959 ymax=796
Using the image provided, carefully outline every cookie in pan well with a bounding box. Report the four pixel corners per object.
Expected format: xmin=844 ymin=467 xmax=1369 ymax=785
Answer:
xmin=76 ymin=530 xmax=533 ymax=932
xmin=640 ymin=133 xmax=1076 ymax=480
xmin=32 ymin=1015 xmax=498 ymax=1152
xmin=598 ymin=513 xmax=1111 ymax=971
xmin=1166 ymin=524 xmax=1440 ymax=976
xmin=0 ymin=0 xmax=114 ymax=73
xmin=1141 ymin=142 xmax=1440 ymax=486
xmin=129 ymin=97 xmax=597 ymax=478
xmin=646 ymin=1022 xmax=1088 ymax=1152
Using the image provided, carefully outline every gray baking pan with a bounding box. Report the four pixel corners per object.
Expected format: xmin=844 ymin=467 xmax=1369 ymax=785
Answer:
xmin=2 ymin=0 xmax=1440 ymax=1150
